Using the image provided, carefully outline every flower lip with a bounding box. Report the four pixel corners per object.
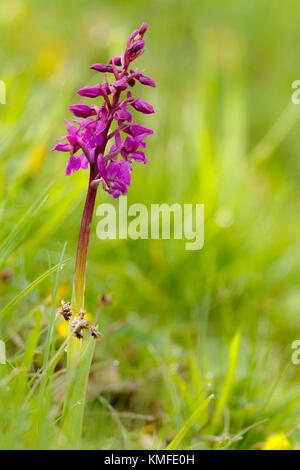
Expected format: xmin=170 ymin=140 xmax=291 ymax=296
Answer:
xmin=66 ymin=154 xmax=82 ymax=176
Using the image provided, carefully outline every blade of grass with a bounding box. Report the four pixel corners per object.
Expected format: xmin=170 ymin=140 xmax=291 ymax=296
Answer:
xmin=220 ymin=418 xmax=268 ymax=450
xmin=250 ymin=103 xmax=300 ymax=163
xmin=0 ymin=340 xmax=6 ymax=365
xmin=0 ymin=184 xmax=52 ymax=266
xmin=0 ymin=258 xmax=71 ymax=319
xmin=17 ymin=308 xmax=42 ymax=398
xmin=211 ymin=329 xmax=241 ymax=431
xmin=166 ymin=394 xmax=214 ymax=450
xmin=27 ymin=332 xmax=73 ymax=400
xmin=61 ymin=337 xmax=96 ymax=446
xmin=40 ymin=243 xmax=67 ymax=395
xmin=98 ymin=396 xmax=129 ymax=449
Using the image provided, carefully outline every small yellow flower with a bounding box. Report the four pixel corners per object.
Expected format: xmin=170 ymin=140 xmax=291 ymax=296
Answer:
xmin=36 ymin=42 xmax=65 ymax=78
xmin=263 ymin=433 xmax=291 ymax=450
xmin=56 ymin=312 xmax=93 ymax=340
xmin=26 ymin=141 xmax=47 ymax=175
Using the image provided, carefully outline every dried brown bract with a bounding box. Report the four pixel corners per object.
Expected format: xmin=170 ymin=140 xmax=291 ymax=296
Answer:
xmin=56 ymin=300 xmax=72 ymax=321
xmin=71 ymin=311 xmax=90 ymax=338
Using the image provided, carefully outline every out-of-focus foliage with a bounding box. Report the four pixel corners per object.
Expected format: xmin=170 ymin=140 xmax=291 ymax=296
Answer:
xmin=0 ymin=0 xmax=300 ymax=449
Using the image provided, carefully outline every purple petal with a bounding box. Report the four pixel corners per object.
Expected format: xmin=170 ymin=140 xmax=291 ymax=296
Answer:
xmin=132 ymin=99 xmax=155 ymax=114
xmin=130 ymin=39 xmax=145 ymax=53
xmin=138 ymin=23 xmax=148 ymax=35
xmin=89 ymin=63 xmax=113 ymax=73
xmin=77 ymin=86 xmax=101 ymax=98
xmin=138 ymin=75 xmax=156 ymax=88
xmin=124 ymin=135 xmax=137 ymax=152
xmin=95 ymin=120 xmax=106 ymax=135
xmin=129 ymin=151 xmax=147 ymax=163
xmin=97 ymin=154 xmax=109 ymax=184
xmin=80 ymin=154 xmax=89 ymax=170
xmin=106 ymin=161 xmax=121 ymax=180
xmin=52 ymin=143 xmax=70 ymax=152
xmin=95 ymin=133 xmax=104 ymax=146
xmin=130 ymin=29 xmax=140 ymax=41
xmin=130 ymin=124 xmax=153 ymax=137
xmin=112 ymin=79 xmax=128 ymax=91
xmin=67 ymin=134 xmax=78 ymax=146
xmin=109 ymin=56 xmax=122 ymax=66
xmin=66 ymin=155 xmax=81 ymax=176
xmin=117 ymin=161 xmax=132 ymax=186
xmin=69 ymin=104 xmax=96 ymax=118
xmin=64 ymin=119 xmax=77 ymax=135
xmin=114 ymin=107 xmax=132 ymax=122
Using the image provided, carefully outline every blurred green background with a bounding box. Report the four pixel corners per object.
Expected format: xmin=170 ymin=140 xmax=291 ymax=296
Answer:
xmin=1 ymin=0 xmax=300 ymax=450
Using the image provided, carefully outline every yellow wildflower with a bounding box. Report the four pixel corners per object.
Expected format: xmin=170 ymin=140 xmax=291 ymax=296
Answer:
xmin=263 ymin=433 xmax=291 ymax=450
xmin=26 ymin=141 xmax=47 ymax=174
xmin=36 ymin=42 xmax=65 ymax=78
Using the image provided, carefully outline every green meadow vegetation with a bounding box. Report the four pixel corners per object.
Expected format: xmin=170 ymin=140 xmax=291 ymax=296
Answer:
xmin=0 ymin=0 xmax=300 ymax=450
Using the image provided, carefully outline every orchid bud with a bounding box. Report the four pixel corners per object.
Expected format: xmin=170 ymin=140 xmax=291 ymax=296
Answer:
xmin=138 ymin=75 xmax=156 ymax=88
xmin=130 ymin=39 xmax=145 ymax=53
xmin=132 ymin=99 xmax=155 ymax=114
xmin=89 ymin=63 xmax=113 ymax=73
xmin=138 ymin=23 xmax=148 ymax=35
xmin=77 ymin=86 xmax=101 ymax=98
xmin=112 ymin=79 xmax=128 ymax=91
xmin=69 ymin=104 xmax=96 ymax=118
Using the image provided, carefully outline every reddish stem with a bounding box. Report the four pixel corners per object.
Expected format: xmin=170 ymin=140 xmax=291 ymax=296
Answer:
xmin=72 ymin=171 xmax=98 ymax=316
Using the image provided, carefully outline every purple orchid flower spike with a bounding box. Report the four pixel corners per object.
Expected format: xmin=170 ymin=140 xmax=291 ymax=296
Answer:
xmin=52 ymin=21 xmax=155 ymax=196
xmin=51 ymin=24 xmax=155 ymax=369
